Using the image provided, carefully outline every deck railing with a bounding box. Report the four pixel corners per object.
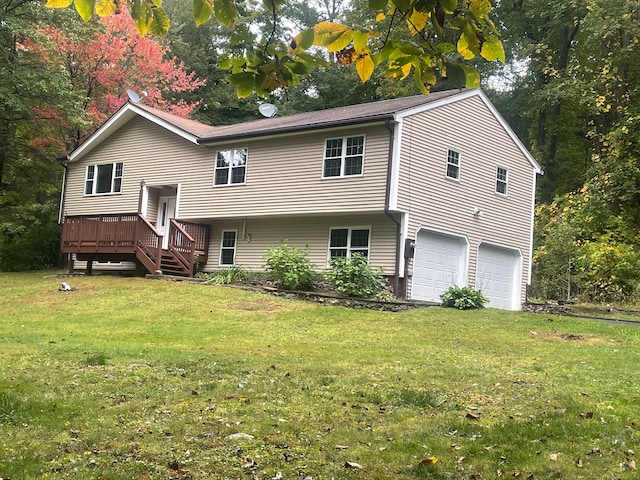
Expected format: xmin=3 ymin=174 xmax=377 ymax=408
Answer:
xmin=61 ymin=214 xmax=209 ymax=275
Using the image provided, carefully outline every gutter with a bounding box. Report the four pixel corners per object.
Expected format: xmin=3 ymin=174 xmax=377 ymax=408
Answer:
xmin=384 ymin=119 xmax=401 ymax=298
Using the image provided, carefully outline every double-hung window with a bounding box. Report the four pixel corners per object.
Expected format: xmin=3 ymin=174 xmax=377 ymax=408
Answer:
xmin=214 ymin=148 xmax=247 ymax=186
xmin=220 ymin=230 xmax=237 ymax=265
xmin=496 ymin=167 xmax=508 ymax=195
xmin=323 ymin=135 xmax=365 ymax=178
xmin=446 ymin=149 xmax=460 ymax=180
xmin=329 ymin=227 xmax=370 ymax=259
xmin=85 ymin=162 xmax=123 ymax=195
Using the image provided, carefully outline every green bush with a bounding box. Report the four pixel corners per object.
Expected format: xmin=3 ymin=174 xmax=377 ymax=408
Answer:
xmin=263 ymin=241 xmax=315 ymax=290
xmin=325 ymin=253 xmax=385 ymax=298
xmin=440 ymin=285 xmax=489 ymax=310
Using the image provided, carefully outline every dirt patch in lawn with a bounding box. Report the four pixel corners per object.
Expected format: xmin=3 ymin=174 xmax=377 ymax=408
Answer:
xmin=533 ymin=332 xmax=607 ymax=344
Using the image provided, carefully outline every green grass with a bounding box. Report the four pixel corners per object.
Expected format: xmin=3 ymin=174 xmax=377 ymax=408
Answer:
xmin=1 ymin=272 xmax=639 ymax=479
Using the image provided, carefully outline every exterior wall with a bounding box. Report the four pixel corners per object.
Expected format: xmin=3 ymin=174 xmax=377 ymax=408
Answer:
xmin=63 ymin=116 xmax=392 ymax=220
xmin=396 ymin=95 xmax=536 ymax=305
xmin=202 ymin=213 xmax=398 ymax=275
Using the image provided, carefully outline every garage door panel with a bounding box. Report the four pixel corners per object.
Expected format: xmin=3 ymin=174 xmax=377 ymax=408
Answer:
xmin=476 ymin=244 xmax=521 ymax=310
xmin=412 ymin=231 xmax=467 ymax=303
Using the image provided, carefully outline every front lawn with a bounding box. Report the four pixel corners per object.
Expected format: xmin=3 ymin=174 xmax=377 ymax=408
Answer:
xmin=1 ymin=273 xmax=638 ymax=479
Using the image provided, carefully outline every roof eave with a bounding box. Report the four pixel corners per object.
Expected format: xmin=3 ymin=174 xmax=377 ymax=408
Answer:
xmin=197 ymin=113 xmax=394 ymax=144
xmin=67 ymin=102 xmax=200 ymax=163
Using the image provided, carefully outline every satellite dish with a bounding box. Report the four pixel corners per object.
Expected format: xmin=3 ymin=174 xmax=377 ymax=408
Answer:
xmin=126 ymin=89 xmax=142 ymax=103
xmin=258 ymin=103 xmax=278 ymax=118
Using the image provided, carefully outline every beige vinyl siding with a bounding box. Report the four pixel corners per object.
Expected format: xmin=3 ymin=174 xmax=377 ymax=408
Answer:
xmin=397 ymin=95 xmax=536 ymax=304
xmin=181 ymin=126 xmax=391 ymax=219
xmin=64 ymin=118 xmax=391 ymax=219
xmin=64 ymin=117 xmax=208 ymax=216
xmin=203 ymin=214 xmax=397 ymax=275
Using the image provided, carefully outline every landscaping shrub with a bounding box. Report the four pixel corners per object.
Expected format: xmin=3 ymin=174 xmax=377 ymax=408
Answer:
xmin=263 ymin=241 xmax=315 ymax=290
xmin=202 ymin=266 xmax=249 ymax=285
xmin=440 ymin=285 xmax=489 ymax=310
xmin=325 ymin=253 xmax=385 ymax=298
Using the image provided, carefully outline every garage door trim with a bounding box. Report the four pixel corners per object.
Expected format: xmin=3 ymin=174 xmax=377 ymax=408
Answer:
xmin=475 ymin=241 xmax=523 ymax=310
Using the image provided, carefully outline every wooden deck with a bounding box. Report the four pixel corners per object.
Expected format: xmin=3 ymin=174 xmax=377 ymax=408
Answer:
xmin=61 ymin=214 xmax=209 ymax=276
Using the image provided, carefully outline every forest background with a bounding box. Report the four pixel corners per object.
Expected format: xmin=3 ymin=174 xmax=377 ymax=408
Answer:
xmin=1 ymin=0 xmax=639 ymax=304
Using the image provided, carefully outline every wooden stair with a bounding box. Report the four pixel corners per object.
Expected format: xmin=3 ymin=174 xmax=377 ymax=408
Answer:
xmin=160 ymin=249 xmax=192 ymax=277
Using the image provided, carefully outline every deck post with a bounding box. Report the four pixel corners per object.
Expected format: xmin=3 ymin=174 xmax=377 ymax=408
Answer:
xmin=85 ymin=260 xmax=93 ymax=276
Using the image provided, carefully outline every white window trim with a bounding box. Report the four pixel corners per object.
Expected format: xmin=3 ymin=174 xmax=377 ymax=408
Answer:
xmin=84 ymin=162 xmax=123 ymax=196
xmin=327 ymin=226 xmax=372 ymax=262
xmin=445 ymin=148 xmax=460 ymax=181
xmin=213 ymin=147 xmax=248 ymax=187
xmin=219 ymin=229 xmax=237 ymax=266
xmin=321 ymin=134 xmax=366 ymax=179
xmin=496 ymin=166 xmax=508 ymax=196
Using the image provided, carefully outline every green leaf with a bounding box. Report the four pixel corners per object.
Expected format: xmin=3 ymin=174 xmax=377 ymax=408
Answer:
xmin=480 ymin=34 xmax=505 ymax=62
xmin=149 ymin=7 xmax=170 ymax=36
xmin=435 ymin=42 xmax=455 ymax=53
xmin=461 ymin=65 xmax=480 ymax=87
xmin=391 ymin=0 xmax=411 ymax=11
xmin=369 ymin=0 xmax=387 ymax=11
xmin=73 ymin=0 xmax=94 ymax=20
xmin=213 ymin=0 xmax=237 ymax=27
xmin=230 ymin=72 xmax=256 ymax=98
xmin=445 ymin=63 xmax=466 ymax=87
xmin=469 ymin=0 xmax=491 ymax=18
xmin=46 ymin=0 xmax=73 ymax=8
xmin=94 ymin=0 xmax=116 ymax=17
xmin=438 ymin=0 xmax=457 ymax=13
xmin=353 ymin=30 xmax=368 ymax=53
xmin=414 ymin=0 xmax=437 ymax=11
xmin=131 ymin=0 xmax=151 ymax=36
xmin=193 ymin=0 xmax=213 ymax=26
xmin=291 ymin=28 xmax=315 ymax=51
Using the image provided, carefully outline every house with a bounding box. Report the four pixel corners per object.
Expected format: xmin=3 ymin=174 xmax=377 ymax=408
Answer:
xmin=59 ymin=88 xmax=541 ymax=310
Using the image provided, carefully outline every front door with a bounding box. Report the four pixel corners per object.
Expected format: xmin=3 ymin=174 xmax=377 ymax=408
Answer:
xmin=157 ymin=196 xmax=176 ymax=249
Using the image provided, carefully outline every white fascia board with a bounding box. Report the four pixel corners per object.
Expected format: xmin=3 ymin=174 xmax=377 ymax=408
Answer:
xmin=395 ymin=89 xmax=542 ymax=174
xmin=67 ymin=103 xmax=199 ymax=163
xmin=388 ymin=119 xmax=403 ymax=211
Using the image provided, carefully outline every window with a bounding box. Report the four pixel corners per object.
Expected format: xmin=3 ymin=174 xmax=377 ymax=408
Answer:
xmin=329 ymin=227 xmax=370 ymax=259
xmin=84 ymin=162 xmax=123 ymax=195
xmin=446 ymin=149 xmax=460 ymax=180
xmin=323 ymin=135 xmax=365 ymax=178
xmin=220 ymin=230 xmax=237 ymax=265
xmin=496 ymin=167 xmax=508 ymax=195
xmin=214 ymin=148 xmax=247 ymax=186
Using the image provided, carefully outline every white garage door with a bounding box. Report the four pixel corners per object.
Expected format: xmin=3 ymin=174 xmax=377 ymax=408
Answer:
xmin=412 ymin=230 xmax=467 ymax=303
xmin=476 ymin=243 xmax=522 ymax=310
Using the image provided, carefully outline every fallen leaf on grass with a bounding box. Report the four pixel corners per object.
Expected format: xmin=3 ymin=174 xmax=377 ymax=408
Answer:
xmin=466 ymin=412 xmax=480 ymax=420
xmin=622 ymin=459 xmax=636 ymax=470
xmin=335 ymin=445 xmax=349 ymax=450
xmin=227 ymin=433 xmax=254 ymax=440
xmin=344 ymin=461 xmax=362 ymax=469
xmin=420 ymin=456 xmax=438 ymax=465
xmin=549 ymin=453 xmax=558 ymax=461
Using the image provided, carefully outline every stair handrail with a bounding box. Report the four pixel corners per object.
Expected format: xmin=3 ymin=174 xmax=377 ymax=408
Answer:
xmin=168 ymin=218 xmax=196 ymax=275
xmin=135 ymin=213 xmax=163 ymax=272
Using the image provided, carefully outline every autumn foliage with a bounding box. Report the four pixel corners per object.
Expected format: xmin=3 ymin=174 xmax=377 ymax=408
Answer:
xmin=33 ymin=10 xmax=204 ymax=150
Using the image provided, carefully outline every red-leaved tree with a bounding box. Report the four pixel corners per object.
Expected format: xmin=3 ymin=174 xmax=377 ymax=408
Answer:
xmin=32 ymin=9 xmax=204 ymax=151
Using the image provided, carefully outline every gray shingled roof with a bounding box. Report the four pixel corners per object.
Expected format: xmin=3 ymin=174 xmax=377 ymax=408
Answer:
xmin=136 ymin=89 xmax=465 ymax=143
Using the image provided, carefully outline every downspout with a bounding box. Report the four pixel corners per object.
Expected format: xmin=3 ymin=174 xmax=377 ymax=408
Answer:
xmin=57 ymin=155 xmax=70 ymax=271
xmin=384 ymin=119 xmax=401 ymax=298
